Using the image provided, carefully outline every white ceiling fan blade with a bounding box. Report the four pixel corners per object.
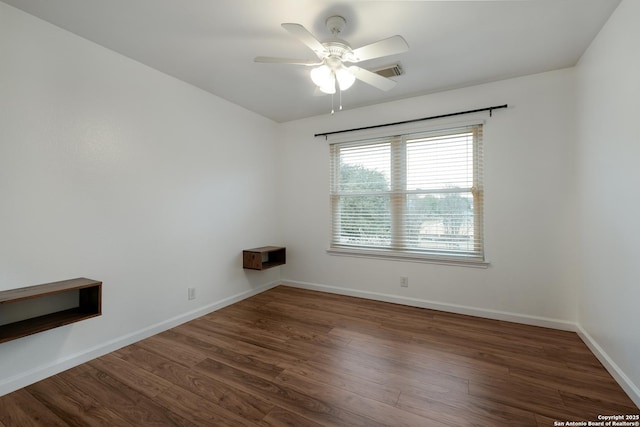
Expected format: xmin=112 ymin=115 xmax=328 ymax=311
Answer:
xmin=281 ymin=23 xmax=327 ymax=58
xmin=348 ymin=66 xmax=397 ymax=91
xmin=349 ymin=35 xmax=409 ymax=63
xmin=254 ymin=56 xmax=321 ymax=66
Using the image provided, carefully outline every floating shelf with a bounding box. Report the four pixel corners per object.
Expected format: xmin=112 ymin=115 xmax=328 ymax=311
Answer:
xmin=0 ymin=278 xmax=102 ymax=344
xmin=243 ymin=246 xmax=286 ymax=270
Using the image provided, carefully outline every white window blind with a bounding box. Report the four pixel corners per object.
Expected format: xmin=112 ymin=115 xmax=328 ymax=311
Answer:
xmin=329 ymin=124 xmax=484 ymax=261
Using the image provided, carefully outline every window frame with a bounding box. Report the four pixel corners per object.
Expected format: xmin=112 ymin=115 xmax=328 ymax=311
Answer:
xmin=327 ymin=120 xmax=488 ymax=267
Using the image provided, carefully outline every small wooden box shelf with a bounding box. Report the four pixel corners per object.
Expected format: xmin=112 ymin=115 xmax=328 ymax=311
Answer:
xmin=0 ymin=278 xmax=102 ymax=344
xmin=243 ymin=246 xmax=286 ymax=270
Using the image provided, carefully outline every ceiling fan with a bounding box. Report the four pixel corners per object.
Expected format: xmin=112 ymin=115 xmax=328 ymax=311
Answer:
xmin=255 ymin=15 xmax=409 ymax=95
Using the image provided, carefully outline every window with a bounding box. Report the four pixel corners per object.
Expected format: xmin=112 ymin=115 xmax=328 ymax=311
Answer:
xmin=329 ymin=124 xmax=484 ymax=263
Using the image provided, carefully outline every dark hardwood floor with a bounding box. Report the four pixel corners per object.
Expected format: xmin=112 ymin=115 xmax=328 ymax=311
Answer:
xmin=0 ymin=285 xmax=637 ymax=426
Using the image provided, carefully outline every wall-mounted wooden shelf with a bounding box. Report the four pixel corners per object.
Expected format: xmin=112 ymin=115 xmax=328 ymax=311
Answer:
xmin=0 ymin=278 xmax=102 ymax=344
xmin=243 ymin=246 xmax=286 ymax=270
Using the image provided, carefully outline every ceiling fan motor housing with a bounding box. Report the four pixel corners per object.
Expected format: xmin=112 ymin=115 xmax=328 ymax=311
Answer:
xmin=322 ymin=41 xmax=353 ymax=64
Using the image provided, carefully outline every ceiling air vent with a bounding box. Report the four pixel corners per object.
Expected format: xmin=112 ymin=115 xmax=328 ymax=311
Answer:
xmin=373 ymin=63 xmax=404 ymax=78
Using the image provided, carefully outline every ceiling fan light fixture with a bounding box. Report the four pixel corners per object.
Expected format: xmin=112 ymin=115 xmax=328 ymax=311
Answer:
xmin=311 ymin=64 xmax=337 ymax=94
xmin=336 ymin=67 xmax=355 ymax=91
xmin=319 ymin=75 xmax=336 ymax=94
xmin=311 ymin=63 xmax=354 ymax=94
xmin=310 ymin=64 xmax=332 ymax=87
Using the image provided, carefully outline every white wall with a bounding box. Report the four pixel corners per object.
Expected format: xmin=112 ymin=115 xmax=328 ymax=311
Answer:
xmin=575 ymin=0 xmax=640 ymax=404
xmin=0 ymin=2 xmax=280 ymax=394
xmin=278 ymin=68 xmax=578 ymax=328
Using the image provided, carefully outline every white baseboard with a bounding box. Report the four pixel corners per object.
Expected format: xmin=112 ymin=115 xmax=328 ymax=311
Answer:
xmin=576 ymin=325 xmax=640 ymax=408
xmin=282 ymin=280 xmax=577 ymax=331
xmin=0 ymin=280 xmax=280 ymax=397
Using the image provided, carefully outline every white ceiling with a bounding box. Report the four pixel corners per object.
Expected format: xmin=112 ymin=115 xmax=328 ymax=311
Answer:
xmin=2 ymin=0 xmax=620 ymax=122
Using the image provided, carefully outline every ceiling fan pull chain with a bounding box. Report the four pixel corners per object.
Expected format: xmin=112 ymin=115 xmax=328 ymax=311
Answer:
xmin=331 ymin=93 xmax=335 ymax=115
xmin=339 ymin=89 xmax=343 ymax=111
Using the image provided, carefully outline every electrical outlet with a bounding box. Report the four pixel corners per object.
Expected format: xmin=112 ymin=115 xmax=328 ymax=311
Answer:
xmin=188 ymin=287 xmax=196 ymax=300
xmin=400 ymin=276 xmax=409 ymax=287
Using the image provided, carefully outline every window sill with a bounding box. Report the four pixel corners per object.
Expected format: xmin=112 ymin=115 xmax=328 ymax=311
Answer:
xmin=326 ymin=247 xmax=490 ymax=268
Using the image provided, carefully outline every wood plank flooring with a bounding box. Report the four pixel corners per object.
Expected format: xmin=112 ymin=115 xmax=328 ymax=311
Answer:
xmin=0 ymin=285 xmax=637 ymax=426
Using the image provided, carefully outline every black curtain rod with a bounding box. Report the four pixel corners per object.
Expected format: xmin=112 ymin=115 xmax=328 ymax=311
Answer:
xmin=314 ymin=104 xmax=508 ymax=139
